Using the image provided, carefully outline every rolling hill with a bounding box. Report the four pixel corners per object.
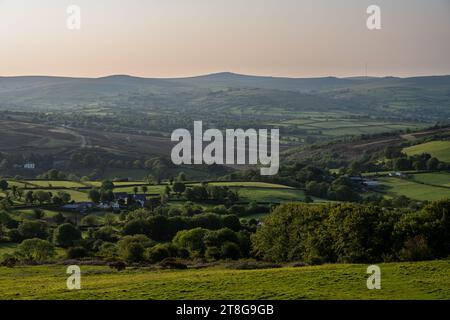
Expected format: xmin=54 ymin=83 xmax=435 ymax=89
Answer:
xmin=1 ymin=73 xmax=450 ymax=121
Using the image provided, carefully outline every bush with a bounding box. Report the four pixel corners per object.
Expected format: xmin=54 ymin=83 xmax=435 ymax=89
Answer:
xmin=205 ymin=246 xmax=221 ymax=260
xmin=16 ymin=238 xmax=55 ymax=262
xmin=66 ymin=246 xmax=89 ymax=259
xmin=53 ymin=223 xmax=82 ymax=248
xmin=146 ymin=244 xmax=172 ymax=263
xmin=121 ymin=242 xmax=145 ymax=263
xmin=399 ymin=235 xmax=432 ymax=261
xmin=221 ymin=242 xmax=241 ymax=260
xmin=18 ymin=221 xmax=48 ymax=240
xmin=108 ymin=261 xmax=126 ymax=271
xmin=172 ymin=228 xmax=209 ymax=256
xmin=117 ymin=235 xmax=152 ymax=263
xmin=159 ymin=257 xmax=187 ymax=269
xmin=0 ymin=255 xmax=18 ymax=268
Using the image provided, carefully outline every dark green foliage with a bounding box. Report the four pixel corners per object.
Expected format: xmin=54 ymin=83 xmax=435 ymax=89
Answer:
xmin=18 ymin=221 xmax=48 ymax=241
xmin=53 ymin=223 xmax=82 ymax=248
xmin=221 ymin=242 xmax=241 ymax=260
xmin=66 ymin=246 xmax=89 ymax=259
xmin=252 ymin=201 xmax=450 ymax=263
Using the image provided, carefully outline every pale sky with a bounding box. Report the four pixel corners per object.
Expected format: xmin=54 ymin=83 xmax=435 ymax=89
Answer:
xmin=0 ymin=0 xmax=449 ymax=78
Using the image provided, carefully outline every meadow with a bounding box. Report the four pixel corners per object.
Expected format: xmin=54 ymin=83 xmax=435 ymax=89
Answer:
xmin=410 ymin=172 xmax=450 ymax=188
xmin=403 ymin=141 xmax=450 ymax=163
xmin=378 ymin=177 xmax=450 ymax=201
xmin=0 ymin=260 xmax=448 ymax=300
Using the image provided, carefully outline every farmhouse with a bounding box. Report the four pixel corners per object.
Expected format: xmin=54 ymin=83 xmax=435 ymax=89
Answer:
xmin=62 ymin=202 xmax=94 ymax=213
xmin=23 ymin=162 xmax=36 ymax=169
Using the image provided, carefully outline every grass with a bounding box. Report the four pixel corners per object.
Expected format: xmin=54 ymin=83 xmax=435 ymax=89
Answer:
xmin=378 ymin=177 xmax=450 ymax=201
xmin=20 ymin=189 xmax=90 ymax=202
xmin=189 ymin=182 xmax=293 ymax=189
xmin=403 ymin=141 xmax=450 ymax=163
xmin=10 ymin=209 xmax=61 ymax=220
xmin=0 ymin=243 xmax=18 ymax=259
xmin=236 ymin=188 xmax=305 ymax=203
xmin=410 ymin=172 xmax=450 ymax=188
xmin=0 ymin=260 xmax=448 ymax=300
xmin=25 ymin=181 xmax=85 ymax=188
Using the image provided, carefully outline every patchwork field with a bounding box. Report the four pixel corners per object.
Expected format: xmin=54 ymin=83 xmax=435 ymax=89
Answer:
xmin=403 ymin=141 xmax=450 ymax=163
xmin=0 ymin=260 xmax=448 ymax=300
xmin=274 ymin=116 xmax=427 ymax=138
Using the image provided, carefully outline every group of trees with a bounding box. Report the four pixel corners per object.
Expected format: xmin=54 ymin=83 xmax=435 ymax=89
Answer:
xmin=2 ymin=197 xmax=449 ymax=266
xmin=385 ymin=149 xmax=448 ymax=172
xmin=0 ymin=202 xmax=254 ymax=265
xmin=172 ymin=183 xmax=239 ymax=204
xmin=252 ymin=200 xmax=450 ymax=264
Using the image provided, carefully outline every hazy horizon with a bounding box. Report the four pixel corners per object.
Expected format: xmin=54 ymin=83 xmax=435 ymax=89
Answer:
xmin=2 ymin=71 xmax=450 ymax=80
xmin=1 ymin=0 xmax=450 ymax=78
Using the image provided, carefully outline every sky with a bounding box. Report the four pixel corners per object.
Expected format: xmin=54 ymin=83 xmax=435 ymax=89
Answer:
xmin=0 ymin=0 xmax=449 ymax=78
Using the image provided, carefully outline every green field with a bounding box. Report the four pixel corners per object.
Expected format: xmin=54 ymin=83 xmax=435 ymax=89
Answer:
xmin=0 ymin=260 xmax=448 ymax=300
xmin=403 ymin=141 xmax=450 ymax=163
xmin=378 ymin=177 xmax=450 ymax=201
xmin=410 ymin=172 xmax=450 ymax=187
xmin=25 ymin=180 xmax=86 ymax=188
xmin=188 ymin=182 xmax=293 ymax=189
xmin=0 ymin=243 xmax=18 ymax=259
xmin=236 ymin=188 xmax=305 ymax=203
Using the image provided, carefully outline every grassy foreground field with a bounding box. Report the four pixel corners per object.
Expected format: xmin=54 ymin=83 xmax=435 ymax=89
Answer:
xmin=0 ymin=260 xmax=449 ymax=300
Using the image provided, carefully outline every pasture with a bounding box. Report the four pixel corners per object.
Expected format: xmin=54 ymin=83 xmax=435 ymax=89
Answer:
xmin=0 ymin=260 xmax=448 ymax=300
xmin=403 ymin=141 xmax=450 ymax=163
xmin=410 ymin=172 xmax=450 ymax=188
xmin=378 ymin=177 xmax=450 ymax=201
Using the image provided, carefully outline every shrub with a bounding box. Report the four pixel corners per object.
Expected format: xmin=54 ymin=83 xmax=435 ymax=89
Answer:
xmin=172 ymin=228 xmax=209 ymax=256
xmin=117 ymin=235 xmax=151 ymax=263
xmin=399 ymin=235 xmax=432 ymax=261
xmin=221 ymin=242 xmax=241 ymax=260
xmin=16 ymin=238 xmax=55 ymax=262
xmin=205 ymin=246 xmax=221 ymax=260
xmin=18 ymin=221 xmax=48 ymax=240
xmin=108 ymin=261 xmax=126 ymax=271
xmin=146 ymin=244 xmax=172 ymax=263
xmin=53 ymin=223 xmax=82 ymax=248
xmin=159 ymin=257 xmax=187 ymax=269
xmin=66 ymin=246 xmax=89 ymax=259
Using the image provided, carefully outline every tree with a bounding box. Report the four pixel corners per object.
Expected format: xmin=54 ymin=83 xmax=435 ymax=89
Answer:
xmin=53 ymin=223 xmax=82 ymax=247
xmin=100 ymin=190 xmax=115 ymax=203
xmin=0 ymin=180 xmax=8 ymax=191
xmin=393 ymin=158 xmax=412 ymax=171
xmin=88 ymin=189 xmax=101 ymax=203
xmin=16 ymin=238 xmax=55 ymax=262
xmin=133 ymin=186 xmax=138 ymax=195
xmin=141 ymin=185 xmax=148 ymax=194
xmin=58 ymin=191 xmax=71 ymax=204
xmin=426 ymin=157 xmax=439 ymax=171
xmin=177 ymin=172 xmax=186 ymax=181
xmin=81 ymin=215 xmax=98 ymax=227
xmin=172 ymin=228 xmax=208 ymax=256
xmin=172 ymin=182 xmax=186 ymax=196
xmin=121 ymin=242 xmax=144 ymax=263
xmin=33 ymin=209 xmax=45 ymax=220
xmin=18 ymin=221 xmax=48 ymax=240
xmin=101 ymin=180 xmax=115 ymax=191
xmin=25 ymin=191 xmax=34 ymax=204
xmin=117 ymin=235 xmax=152 ymax=263
xmin=221 ymin=242 xmax=241 ymax=260
xmin=122 ymin=219 xmax=152 ymax=236
xmin=34 ymin=191 xmax=51 ymax=205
